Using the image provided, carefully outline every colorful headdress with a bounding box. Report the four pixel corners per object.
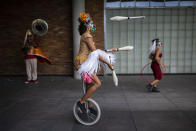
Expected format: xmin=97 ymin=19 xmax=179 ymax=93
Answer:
xmin=80 ymin=12 xmax=91 ymax=24
xmin=79 ymin=12 xmax=96 ymax=32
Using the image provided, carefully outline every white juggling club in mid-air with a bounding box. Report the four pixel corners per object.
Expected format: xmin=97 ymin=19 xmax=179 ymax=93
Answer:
xmin=110 ymin=16 xmax=145 ymax=21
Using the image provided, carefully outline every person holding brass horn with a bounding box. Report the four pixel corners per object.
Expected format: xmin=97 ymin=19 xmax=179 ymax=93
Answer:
xmin=75 ymin=12 xmax=118 ymax=115
xmin=22 ymin=29 xmax=39 ymax=84
xmin=22 ymin=19 xmax=51 ymax=84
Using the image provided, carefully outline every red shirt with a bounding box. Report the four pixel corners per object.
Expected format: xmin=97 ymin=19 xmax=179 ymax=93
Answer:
xmin=25 ymin=40 xmax=39 ymax=59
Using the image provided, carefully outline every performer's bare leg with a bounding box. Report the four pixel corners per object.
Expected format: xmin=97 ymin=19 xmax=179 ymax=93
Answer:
xmin=151 ymin=79 xmax=159 ymax=87
xmin=80 ymin=74 xmax=101 ymax=104
xmin=85 ymin=83 xmax=93 ymax=107
xmin=154 ymin=83 xmax=158 ymax=87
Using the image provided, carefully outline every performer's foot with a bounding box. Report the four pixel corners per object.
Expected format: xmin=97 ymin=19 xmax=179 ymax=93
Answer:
xmin=77 ymin=101 xmax=87 ymax=114
xmin=25 ymin=80 xmax=31 ymax=84
xmin=151 ymin=87 xmax=160 ymax=92
xmin=145 ymin=83 xmax=153 ymax=90
xmin=33 ymin=80 xmax=38 ymax=84
xmin=89 ymin=107 xmax=97 ymax=115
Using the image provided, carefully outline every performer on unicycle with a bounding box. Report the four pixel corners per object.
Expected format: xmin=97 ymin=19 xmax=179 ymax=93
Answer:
xmin=75 ymin=12 xmax=117 ymax=114
xmin=145 ymin=38 xmax=166 ymax=92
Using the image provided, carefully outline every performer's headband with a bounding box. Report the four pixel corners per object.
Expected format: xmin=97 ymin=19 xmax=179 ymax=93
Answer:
xmin=79 ymin=12 xmax=96 ymax=32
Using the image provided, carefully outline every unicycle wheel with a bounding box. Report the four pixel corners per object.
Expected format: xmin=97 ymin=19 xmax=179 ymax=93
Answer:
xmin=73 ymin=98 xmax=101 ymax=126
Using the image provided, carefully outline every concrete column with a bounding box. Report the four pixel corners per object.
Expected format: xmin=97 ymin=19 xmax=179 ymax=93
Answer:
xmin=72 ymin=0 xmax=85 ymax=79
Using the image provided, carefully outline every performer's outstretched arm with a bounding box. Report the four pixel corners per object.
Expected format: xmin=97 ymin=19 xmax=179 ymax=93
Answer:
xmin=85 ymin=37 xmax=113 ymax=70
xmin=105 ymin=48 xmax=118 ymax=52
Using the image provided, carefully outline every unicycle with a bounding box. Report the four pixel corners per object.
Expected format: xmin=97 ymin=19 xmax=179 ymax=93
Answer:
xmin=73 ymin=81 xmax=101 ymax=125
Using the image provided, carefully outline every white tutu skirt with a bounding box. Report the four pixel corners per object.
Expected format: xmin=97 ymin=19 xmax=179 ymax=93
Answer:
xmin=78 ymin=49 xmax=115 ymax=76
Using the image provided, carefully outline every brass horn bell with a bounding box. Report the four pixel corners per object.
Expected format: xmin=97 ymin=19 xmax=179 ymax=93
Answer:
xmin=32 ymin=19 xmax=48 ymax=36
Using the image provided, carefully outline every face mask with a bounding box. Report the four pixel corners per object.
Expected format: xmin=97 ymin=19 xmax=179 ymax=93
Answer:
xmin=88 ymin=21 xmax=96 ymax=32
xmin=157 ymin=41 xmax=161 ymax=47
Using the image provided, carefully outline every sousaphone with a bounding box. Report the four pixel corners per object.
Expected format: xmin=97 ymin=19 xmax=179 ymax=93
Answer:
xmin=30 ymin=19 xmax=51 ymax=64
xmin=32 ymin=19 xmax=48 ymax=36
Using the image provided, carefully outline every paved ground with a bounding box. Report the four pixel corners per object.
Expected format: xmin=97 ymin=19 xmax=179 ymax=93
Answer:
xmin=0 ymin=75 xmax=196 ymax=131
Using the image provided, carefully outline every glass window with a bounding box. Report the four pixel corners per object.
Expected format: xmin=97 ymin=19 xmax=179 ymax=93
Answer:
xmin=106 ymin=0 xmax=121 ymax=8
xmin=136 ymin=0 xmax=150 ymax=7
xmin=105 ymin=0 xmax=196 ymax=8
xmin=121 ymin=0 xmax=135 ymax=7
xmin=165 ymin=0 xmax=179 ymax=7
xmin=150 ymin=0 xmax=164 ymax=7
xmin=180 ymin=0 xmax=195 ymax=6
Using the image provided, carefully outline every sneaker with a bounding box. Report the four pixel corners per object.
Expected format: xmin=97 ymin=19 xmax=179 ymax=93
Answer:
xmin=25 ymin=80 xmax=31 ymax=84
xmin=77 ymin=101 xmax=87 ymax=114
xmin=145 ymin=83 xmax=153 ymax=90
xmin=33 ymin=80 xmax=38 ymax=84
xmin=151 ymin=87 xmax=160 ymax=92
xmin=89 ymin=107 xmax=97 ymax=116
